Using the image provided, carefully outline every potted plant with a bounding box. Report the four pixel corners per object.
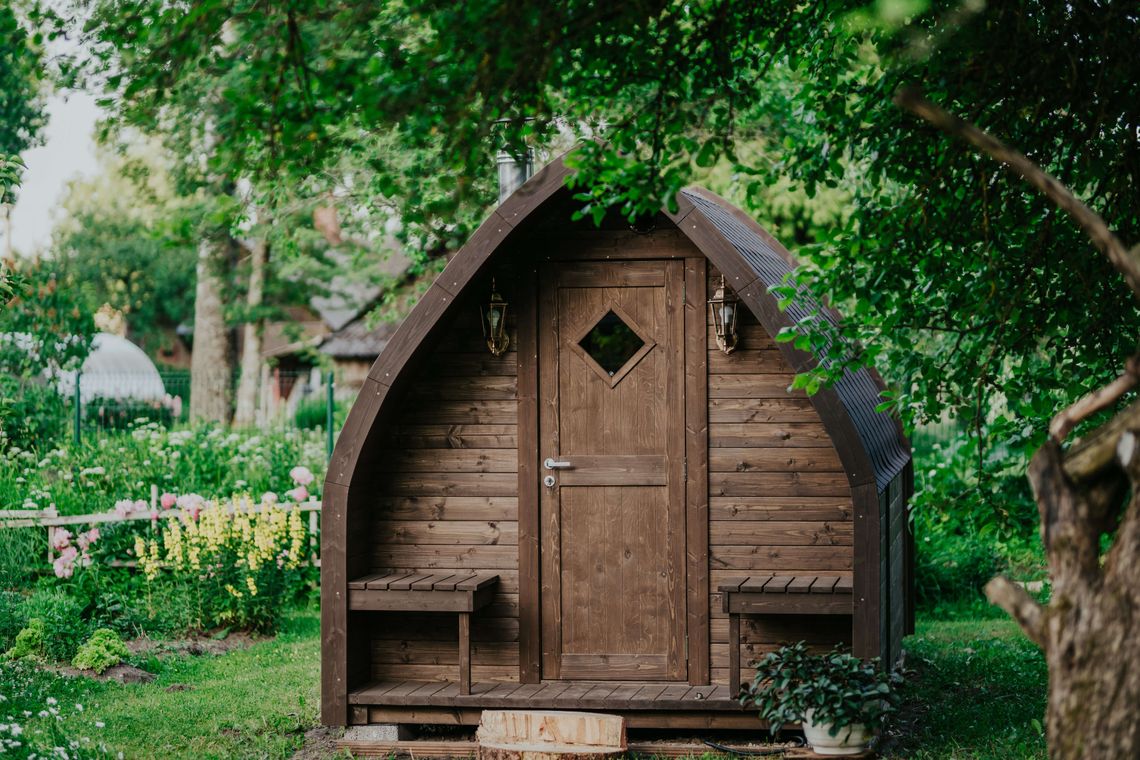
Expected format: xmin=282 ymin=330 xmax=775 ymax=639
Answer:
xmin=739 ymin=642 xmax=900 ymax=756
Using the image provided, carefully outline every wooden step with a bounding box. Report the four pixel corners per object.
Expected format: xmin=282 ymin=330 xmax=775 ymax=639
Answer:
xmin=476 ymin=710 xmax=626 ymax=760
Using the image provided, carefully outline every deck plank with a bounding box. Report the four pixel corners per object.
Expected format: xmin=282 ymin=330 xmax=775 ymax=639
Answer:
xmin=349 ymin=679 xmax=746 ymax=711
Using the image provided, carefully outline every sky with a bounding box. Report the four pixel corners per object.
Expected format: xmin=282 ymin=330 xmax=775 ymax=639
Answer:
xmin=8 ymin=91 xmax=101 ymax=255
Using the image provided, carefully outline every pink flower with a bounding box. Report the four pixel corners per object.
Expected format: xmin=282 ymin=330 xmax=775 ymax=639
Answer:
xmin=53 ymin=546 xmax=79 ymax=579
xmin=150 ymin=510 xmax=159 ymax=522
xmin=160 ymin=492 xmax=177 ymax=509
xmin=76 ymin=528 xmax=100 ymax=551
xmin=286 ymin=486 xmax=308 ymax=503
xmin=50 ymin=528 xmax=72 ymax=552
xmin=289 ymin=466 xmax=314 ymax=486
xmin=261 ymin=491 xmax=278 ymax=504
xmin=112 ymin=499 xmax=135 ymax=518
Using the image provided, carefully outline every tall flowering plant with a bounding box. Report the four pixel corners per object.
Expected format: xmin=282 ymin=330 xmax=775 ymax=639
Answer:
xmin=132 ymin=480 xmax=314 ymax=632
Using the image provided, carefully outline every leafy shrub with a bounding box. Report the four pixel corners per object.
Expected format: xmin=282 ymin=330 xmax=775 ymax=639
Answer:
xmin=740 ymin=642 xmax=900 ymax=735
xmin=293 ymin=395 xmax=329 ymax=430
xmin=72 ymin=628 xmax=129 ymax=673
xmin=134 ymin=496 xmax=313 ymax=632
xmin=915 ymin=531 xmax=1000 ymax=609
xmin=0 ymin=525 xmax=43 ymax=590
xmin=911 ymin=426 xmax=1045 ymax=610
xmin=0 ymin=422 xmax=326 ymax=517
xmin=20 ymin=588 xmax=89 ymax=661
xmin=0 ymin=590 xmax=27 ymax=650
xmin=5 ymin=618 xmax=46 ymax=660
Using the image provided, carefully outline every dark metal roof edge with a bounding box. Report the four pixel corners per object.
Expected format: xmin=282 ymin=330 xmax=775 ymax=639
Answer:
xmin=680 ymin=189 xmax=910 ymax=492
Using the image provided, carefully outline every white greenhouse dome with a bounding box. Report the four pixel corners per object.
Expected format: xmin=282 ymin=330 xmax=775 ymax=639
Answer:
xmin=56 ymin=333 xmax=167 ymax=403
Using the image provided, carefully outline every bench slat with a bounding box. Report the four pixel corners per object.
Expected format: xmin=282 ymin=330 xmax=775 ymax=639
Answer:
xmin=764 ymin=576 xmax=794 ymax=593
xmin=786 ymin=576 xmax=815 ymax=594
xmin=456 ymin=573 xmax=499 ymax=591
xmin=740 ymin=575 xmax=773 ymax=593
xmin=412 ymin=573 xmax=457 ymax=591
xmin=388 ymin=573 xmax=433 ymax=590
xmin=349 ymin=573 xmax=390 ymax=590
xmin=433 ymin=573 xmax=476 ymax=591
xmin=834 ymin=576 xmax=853 ymax=594
xmin=811 ymin=576 xmax=839 ymax=594
xmin=369 ymin=572 xmax=417 ymax=590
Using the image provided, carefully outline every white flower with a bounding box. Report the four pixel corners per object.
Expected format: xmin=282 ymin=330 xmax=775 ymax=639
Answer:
xmin=289 ymin=465 xmax=314 ymax=486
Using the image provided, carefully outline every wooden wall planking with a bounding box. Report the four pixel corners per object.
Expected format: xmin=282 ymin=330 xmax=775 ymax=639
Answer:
xmin=706 ymin=267 xmax=854 ymax=685
xmin=365 ymin=286 xmax=523 ymax=685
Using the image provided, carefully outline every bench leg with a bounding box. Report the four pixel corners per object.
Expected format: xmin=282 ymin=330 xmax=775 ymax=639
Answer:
xmin=729 ymin=612 xmax=740 ymax=696
xmin=459 ymin=611 xmax=471 ymax=695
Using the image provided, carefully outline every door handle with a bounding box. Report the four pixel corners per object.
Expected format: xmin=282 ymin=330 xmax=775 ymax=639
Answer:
xmin=543 ymin=457 xmax=572 ymax=470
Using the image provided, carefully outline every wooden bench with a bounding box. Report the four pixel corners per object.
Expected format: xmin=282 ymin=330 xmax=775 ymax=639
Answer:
xmin=348 ymin=572 xmax=500 ymax=694
xmin=719 ymin=575 xmax=853 ymax=694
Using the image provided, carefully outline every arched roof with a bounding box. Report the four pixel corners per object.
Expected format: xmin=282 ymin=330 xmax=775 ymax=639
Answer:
xmin=56 ymin=333 xmax=167 ymax=403
xmin=327 ymin=151 xmax=910 ymax=494
xmin=679 ymin=189 xmax=910 ymax=490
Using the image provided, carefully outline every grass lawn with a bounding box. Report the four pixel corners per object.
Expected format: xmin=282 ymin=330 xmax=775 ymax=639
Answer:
xmin=2 ymin=605 xmax=1045 ymax=759
xmin=883 ymin=615 xmax=1047 ymax=759
xmin=3 ymin=608 xmax=323 ymax=759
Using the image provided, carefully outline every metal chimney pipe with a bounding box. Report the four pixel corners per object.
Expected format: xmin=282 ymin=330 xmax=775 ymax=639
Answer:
xmin=497 ymin=148 xmax=534 ymax=204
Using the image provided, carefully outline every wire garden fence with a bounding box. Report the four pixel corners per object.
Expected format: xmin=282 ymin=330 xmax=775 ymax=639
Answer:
xmin=59 ymin=368 xmax=338 ymax=458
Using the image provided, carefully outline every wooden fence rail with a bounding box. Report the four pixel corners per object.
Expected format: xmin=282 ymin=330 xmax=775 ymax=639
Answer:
xmin=0 ymin=499 xmax=323 ymax=565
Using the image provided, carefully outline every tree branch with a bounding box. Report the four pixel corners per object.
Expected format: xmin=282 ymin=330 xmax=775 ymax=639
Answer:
xmin=1062 ymin=398 xmax=1140 ymax=485
xmin=1050 ymin=354 xmax=1140 ymax=442
xmin=985 ymin=575 xmax=1047 ymax=649
xmin=893 ymin=86 xmax=1140 ymax=299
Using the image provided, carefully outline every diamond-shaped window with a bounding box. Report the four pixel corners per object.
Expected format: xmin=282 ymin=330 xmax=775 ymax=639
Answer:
xmin=578 ymin=310 xmax=646 ymax=377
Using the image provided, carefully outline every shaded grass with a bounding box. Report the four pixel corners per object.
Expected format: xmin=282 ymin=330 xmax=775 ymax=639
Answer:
xmin=883 ymin=617 xmax=1047 ymax=759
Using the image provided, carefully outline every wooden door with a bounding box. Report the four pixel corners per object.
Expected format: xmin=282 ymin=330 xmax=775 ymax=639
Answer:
xmin=538 ymin=259 xmax=687 ymax=681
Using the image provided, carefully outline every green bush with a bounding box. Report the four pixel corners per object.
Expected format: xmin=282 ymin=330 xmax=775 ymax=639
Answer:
xmin=0 ymin=422 xmax=327 ymax=517
xmin=21 ymin=588 xmax=89 ymax=661
xmin=0 ymin=525 xmax=43 ymax=590
xmin=72 ymin=628 xmax=129 ymax=673
xmin=5 ymin=617 xmax=46 ymax=660
xmin=911 ymin=427 xmax=1045 ymax=610
xmin=915 ymin=531 xmax=1000 ymax=609
xmin=0 ymin=590 xmax=27 ymax=650
xmin=293 ymin=395 xmax=329 ymax=430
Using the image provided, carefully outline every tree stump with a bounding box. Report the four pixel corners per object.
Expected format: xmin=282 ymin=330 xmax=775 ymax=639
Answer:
xmin=476 ymin=710 xmax=626 ymax=760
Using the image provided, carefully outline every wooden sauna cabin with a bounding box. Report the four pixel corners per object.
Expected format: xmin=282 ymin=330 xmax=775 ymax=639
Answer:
xmin=321 ymin=153 xmax=914 ymax=730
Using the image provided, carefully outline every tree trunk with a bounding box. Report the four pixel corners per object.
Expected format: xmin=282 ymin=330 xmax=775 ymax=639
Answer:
xmin=189 ymin=234 xmax=234 ymax=423
xmin=989 ymin=438 xmax=1140 ymax=759
xmin=233 ymin=238 xmax=267 ymax=426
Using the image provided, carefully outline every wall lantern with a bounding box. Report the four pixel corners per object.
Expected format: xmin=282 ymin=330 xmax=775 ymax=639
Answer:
xmin=709 ymin=275 xmax=739 ymax=354
xmin=481 ymin=278 xmax=510 ymax=357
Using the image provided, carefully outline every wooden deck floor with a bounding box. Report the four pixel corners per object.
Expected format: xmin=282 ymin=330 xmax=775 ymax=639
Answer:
xmin=350 ymin=680 xmax=741 ymax=711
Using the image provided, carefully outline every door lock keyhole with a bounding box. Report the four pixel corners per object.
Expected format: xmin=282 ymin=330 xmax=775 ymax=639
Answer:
xmin=543 ymin=475 xmax=556 ymax=488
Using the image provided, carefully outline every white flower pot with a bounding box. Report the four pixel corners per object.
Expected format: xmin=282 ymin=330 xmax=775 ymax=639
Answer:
xmin=802 ymin=709 xmax=871 ymax=756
